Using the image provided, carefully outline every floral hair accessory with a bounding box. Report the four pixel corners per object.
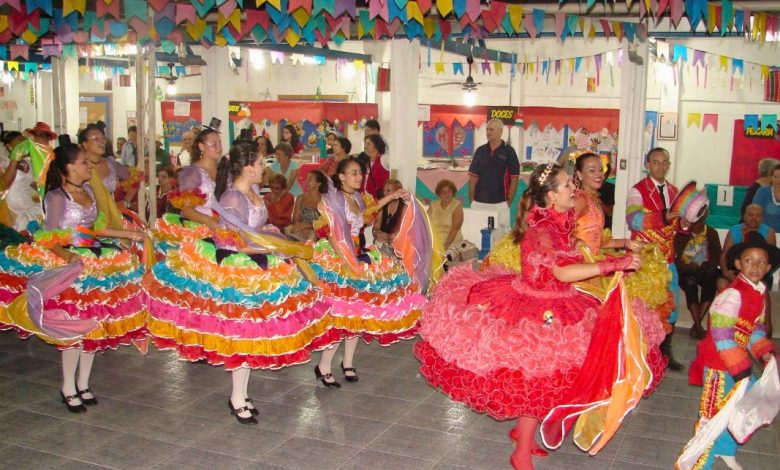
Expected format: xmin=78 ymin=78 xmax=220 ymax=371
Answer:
xmin=543 ymin=310 xmax=554 ymax=326
xmin=538 ymin=163 xmax=555 ymax=185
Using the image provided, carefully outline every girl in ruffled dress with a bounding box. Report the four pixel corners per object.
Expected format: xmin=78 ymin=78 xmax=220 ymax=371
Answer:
xmin=144 ymin=141 xmax=337 ymax=424
xmin=310 ymin=157 xmax=436 ymax=388
xmin=0 ymin=139 xmax=147 ymax=413
xmin=415 ymin=163 xmax=642 ymax=469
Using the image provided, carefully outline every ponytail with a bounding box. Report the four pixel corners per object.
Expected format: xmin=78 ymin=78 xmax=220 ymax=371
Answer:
xmin=44 ymin=143 xmax=81 ymax=197
xmin=214 ymin=155 xmax=231 ymax=200
xmin=511 ymin=191 xmax=534 ymax=243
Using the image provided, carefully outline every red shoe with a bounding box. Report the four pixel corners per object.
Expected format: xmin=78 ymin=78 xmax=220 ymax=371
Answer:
xmin=509 ymin=429 xmax=548 ymax=458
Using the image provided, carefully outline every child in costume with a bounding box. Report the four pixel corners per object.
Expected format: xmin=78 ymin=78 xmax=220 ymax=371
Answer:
xmin=686 ymin=231 xmax=777 ymax=469
xmin=144 ymin=141 xmax=337 ymax=424
xmin=416 ymin=163 xmax=646 ymax=469
xmin=311 ymin=156 xmax=439 ymax=388
xmin=0 ymin=137 xmax=147 ymax=413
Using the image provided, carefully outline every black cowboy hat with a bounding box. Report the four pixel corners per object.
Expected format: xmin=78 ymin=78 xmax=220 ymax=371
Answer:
xmin=726 ymin=230 xmax=780 ymax=272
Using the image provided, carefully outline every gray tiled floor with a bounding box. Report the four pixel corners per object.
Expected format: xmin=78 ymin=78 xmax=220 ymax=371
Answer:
xmin=0 ymin=330 xmax=778 ymax=469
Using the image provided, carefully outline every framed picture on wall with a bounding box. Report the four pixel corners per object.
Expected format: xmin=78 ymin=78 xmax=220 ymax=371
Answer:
xmin=658 ymin=112 xmax=678 ymax=140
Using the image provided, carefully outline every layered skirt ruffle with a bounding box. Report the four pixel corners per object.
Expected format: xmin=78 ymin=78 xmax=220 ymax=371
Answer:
xmin=309 ymin=239 xmax=425 ymax=345
xmin=151 ymin=213 xmax=211 ymax=254
xmin=0 ymin=242 xmax=148 ymax=351
xmin=143 ymin=238 xmax=339 ymax=370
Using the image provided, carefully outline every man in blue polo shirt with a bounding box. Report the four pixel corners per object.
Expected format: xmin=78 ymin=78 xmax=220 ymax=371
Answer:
xmin=468 ymin=118 xmax=520 ymax=236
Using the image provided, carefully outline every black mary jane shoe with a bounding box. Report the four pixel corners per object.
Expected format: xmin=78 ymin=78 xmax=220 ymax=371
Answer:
xmin=244 ymin=397 xmax=259 ymax=416
xmin=341 ymin=362 xmax=359 ymax=383
xmin=77 ymin=388 xmax=98 ymax=406
xmin=60 ymin=391 xmax=87 ymax=414
xmin=314 ymin=365 xmax=341 ymax=389
xmin=227 ymin=399 xmax=258 ymax=425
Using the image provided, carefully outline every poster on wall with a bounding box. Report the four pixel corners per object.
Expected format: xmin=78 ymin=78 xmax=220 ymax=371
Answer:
xmin=730 ymin=119 xmax=780 ymax=186
xmin=79 ymin=94 xmax=112 ymax=137
xmin=523 ymin=124 xmax=617 ymax=167
xmin=658 ymin=112 xmax=678 ymax=140
xmin=160 ymin=95 xmax=201 ymax=143
xmin=422 ymin=122 xmax=475 ymax=157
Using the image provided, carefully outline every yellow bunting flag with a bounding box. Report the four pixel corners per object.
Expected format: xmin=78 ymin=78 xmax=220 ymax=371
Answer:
xmin=286 ymin=29 xmax=301 ymax=47
xmin=761 ymin=65 xmax=770 ymax=80
xmin=7 ymin=61 xmax=19 ymax=71
xmin=215 ymin=33 xmax=228 ymax=46
xmin=588 ymin=22 xmax=596 ymax=39
xmin=63 ymin=0 xmax=87 ymax=16
xmin=354 ymin=59 xmax=364 ymax=69
xmin=409 ymin=2 xmax=425 ymax=26
xmin=687 ymin=113 xmax=702 ymax=128
xmin=422 ymin=17 xmax=436 ymax=37
xmin=436 ymin=0 xmax=453 ymax=18
xmin=719 ymin=55 xmax=728 ymax=70
xmin=494 ymin=61 xmax=503 ymax=75
xmin=185 ymin=18 xmax=207 ymax=40
xmin=434 ymin=62 xmax=444 ymax=74
xmin=266 ymin=0 xmax=281 ymax=12
xmin=508 ymin=5 xmax=522 ymax=33
xmin=291 ymin=8 xmax=309 ymax=27
xmin=707 ymin=4 xmax=716 ymax=33
xmin=255 ymin=0 xmax=266 ymax=5
xmin=21 ymin=30 xmax=38 ymax=44
xmin=0 ymin=16 xmax=7 ymax=33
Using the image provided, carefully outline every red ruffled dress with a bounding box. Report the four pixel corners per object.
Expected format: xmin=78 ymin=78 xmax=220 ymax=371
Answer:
xmin=415 ymin=207 xmax=603 ymax=420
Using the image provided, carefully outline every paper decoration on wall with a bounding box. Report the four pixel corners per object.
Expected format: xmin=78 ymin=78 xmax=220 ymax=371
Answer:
xmin=422 ymin=121 xmax=475 ymax=157
xmin=687 ymin=112 xmax=701 ymax=128
xmin=702 ymin=113 xmax=718 ymax=131
xmin=743 ymin=113 xmax=778 ymax=138
xmin=766 ymin=71 xmax=780 ymax=103
xmin=376 ymin=67 xmax=390 ymax=92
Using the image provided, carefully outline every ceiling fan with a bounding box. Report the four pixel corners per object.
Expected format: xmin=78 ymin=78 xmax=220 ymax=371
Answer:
xmin=430 ymin=55 xmax=508 ymax=91
xmin=154 ymin=61 xmax=202 ymax=84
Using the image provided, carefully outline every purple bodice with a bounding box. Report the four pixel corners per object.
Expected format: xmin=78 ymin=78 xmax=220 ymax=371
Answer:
xmin=43 ymin=185 xmax=97 ymax=230
xmin=178 ymin=165 xmax=216 ymax=216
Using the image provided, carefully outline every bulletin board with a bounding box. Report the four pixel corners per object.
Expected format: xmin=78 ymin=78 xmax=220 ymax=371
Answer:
xmin=422 ymin=122 xmax=475 ymax=157
xmin=161 ymin=95 xmax=202 ymax=143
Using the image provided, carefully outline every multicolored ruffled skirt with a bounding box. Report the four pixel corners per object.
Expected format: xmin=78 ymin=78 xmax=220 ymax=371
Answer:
xmin=0 ymin=242 xmax=148 ymax=351
xmin=309 ymin=239 xmax=425 ymax=345
xmin=143 ymin=238 xmax=338 ymax=370
xmin=151 ymin=213 xmax=211 ymax=254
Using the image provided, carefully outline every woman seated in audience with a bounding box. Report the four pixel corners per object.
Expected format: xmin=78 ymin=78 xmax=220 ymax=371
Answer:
xmin=427 ymin=179 xmax=476 ymax=269
xmin=319 ymin=137 xmax=351 ymax=177
xmin=674 ymin=216 xmax=722 ymax=339
xmin=719 ymin=203 xmax=776 ymax=336
xmin=751 ymin=163 xmax=780 ymax=232
xmin=156 ymin=166 xmax=175 ymax=217
xmin=286 ymin=170 xmax=327 ymax=241
xmin=373 ymin=179 xmax=405 ymax=255
xmin=271 ymin=142 xmax=302 ymax=197
xmin=264 ymin=174 xmax=294 ymax=231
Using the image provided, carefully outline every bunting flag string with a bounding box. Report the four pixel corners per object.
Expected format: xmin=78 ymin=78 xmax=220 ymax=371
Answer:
xmin=0 ymin=1 xmax=774 ymax=51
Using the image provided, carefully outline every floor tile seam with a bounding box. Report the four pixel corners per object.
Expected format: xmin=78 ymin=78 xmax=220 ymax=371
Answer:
xmin=622 ymin=430 xmax=692 ymax=444
xmin=144 ymin=445 xmax=190 ymax=470
xmin=351 ymin=390 xmax=436 ymax=459
xmin=610 ymin=457 xmax=668 ymax=469
xmin=333 ymin=447 xmax=438 ymax=470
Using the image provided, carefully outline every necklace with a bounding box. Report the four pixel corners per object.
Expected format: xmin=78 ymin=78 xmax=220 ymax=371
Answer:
xmin=65 ymin=179 xmax=84 ymax=191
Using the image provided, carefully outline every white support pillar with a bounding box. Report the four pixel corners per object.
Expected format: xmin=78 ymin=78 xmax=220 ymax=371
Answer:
xmin=201 ymin=47 xmax=231 ymax=153
xmin=50 ymin=57 xmax=79 ymax=137
xmin=145 ymin=49 xmax=158 ymax=221
xmin=612 ymin=43 xmax=649 ymax=239
xmin=388 ymin=39 xmax=420 ymax=193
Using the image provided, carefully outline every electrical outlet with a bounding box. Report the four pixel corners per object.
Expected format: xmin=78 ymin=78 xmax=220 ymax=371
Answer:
xmin=619 ymin=159 xmax=627 ymax=170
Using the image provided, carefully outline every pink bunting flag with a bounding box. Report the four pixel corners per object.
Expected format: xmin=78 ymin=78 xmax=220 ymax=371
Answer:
xmin=0 ymin=0 xmax=22 ymax=12
xmin=148 ymin=0 xmax=168 ymax=11
xmin=369 ymin=0 xmax=389 ymax=21
xmin=657 ymin=0 xmax=670 ymax=17
xmin=524 ymin=11 xmax=537 ymax=38
xmin=9 ymin=44 xmax=28 ymax=59
xmin=599 ymin=19 xmax=611 ymax=39
xmin=465 ymin=0 xmax=480 ymax=22
xmin=702 ymin=113 xmax=718 ymax=131
xmin=176 ymin=4 xmax=197 ymax=24
xmin=555 ymin=12 xmax=565 ymax=39
xmin=670 ymin=0 xmax=684 ymax=26
xmin=594 ymin=53 xmax=602 ymax=86
xmin=288 ymin=0 xmax=312 ymax=13
xmin=96 ymin=0 xmax=121 ymax=19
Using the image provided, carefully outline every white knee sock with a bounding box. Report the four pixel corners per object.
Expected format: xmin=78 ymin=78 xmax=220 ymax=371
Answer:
xmin=231 ymin=367 xmax=251 ymax=418
xmin=318 ymin=342 xmax=340 ymax=374
xmin=343 ymin=337 xmax=359 ymax=369
xmin=243 ymin=367 xmax=254 ymax=409
xmin=76 ymin=351 xmax=96 ymax=396
xmin=61 ymin=348 xmax=81 ymax=398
